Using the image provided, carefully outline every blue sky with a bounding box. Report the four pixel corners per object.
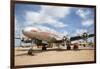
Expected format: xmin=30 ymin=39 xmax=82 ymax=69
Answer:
xmin=15 ymin=3 xmax=95 ymax=46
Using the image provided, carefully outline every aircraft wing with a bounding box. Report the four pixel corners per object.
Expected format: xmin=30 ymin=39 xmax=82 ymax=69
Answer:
xmin=70 ymin=34 xmax=94 ymax=41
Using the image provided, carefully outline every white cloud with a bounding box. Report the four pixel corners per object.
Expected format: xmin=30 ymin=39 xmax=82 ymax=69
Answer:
xmin=15 ymin=18 xmax=19 ymax=33
xmin=76 ymin=8 xmax=94 ymax=27
xmin=41 ymin=5 xmax=71 ymax=19
xmin=76 ymin=8 xmax=91 ymax=19
xmin=75 ymin=29 xmax=87 ymax=36
xmin=15 ymin=18 xmax=20 ymax=37
xmin=61 ymin=31 xmax=69 ymax=36
xmin=25 ymin=5 xmax=71 ymax=28
xmin=82 ymin=19 xmax=93 ymax=27
xmin=15 ymin=17 xmax=23 ymax=37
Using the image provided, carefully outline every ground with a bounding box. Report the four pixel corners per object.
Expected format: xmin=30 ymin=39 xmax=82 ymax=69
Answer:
xmin=15 ymin=45 xmax=95 ymax=66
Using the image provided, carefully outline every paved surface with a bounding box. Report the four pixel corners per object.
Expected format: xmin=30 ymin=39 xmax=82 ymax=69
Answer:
xmin=15 ymin=45 xmax=95 ymax=66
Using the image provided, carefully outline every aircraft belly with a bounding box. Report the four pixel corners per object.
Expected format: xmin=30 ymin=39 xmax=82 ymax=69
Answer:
xmin=24 ymin=31 xmax=56 ymax=42
xmin=33 ymin=32 xmax=55 ymax=42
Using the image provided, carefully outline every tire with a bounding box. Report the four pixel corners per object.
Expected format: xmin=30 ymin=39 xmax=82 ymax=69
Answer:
xmin=42 ymin=46 xmax=47 ymax=50
xmin=28 ymin=49 xmax=33 ymax=55
xmin=73 ymin=45 xmax=78 ymax=50
xmin=67 ymin=46 xmax=71 ymax=50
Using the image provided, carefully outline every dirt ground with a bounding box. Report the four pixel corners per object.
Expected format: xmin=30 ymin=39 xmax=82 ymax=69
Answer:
xmin=15 ymin=46 xmax=95 ymax=66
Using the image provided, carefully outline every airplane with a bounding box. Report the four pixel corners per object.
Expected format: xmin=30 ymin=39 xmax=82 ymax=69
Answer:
xmin=15 ymin=26 xmax=94 ymax=55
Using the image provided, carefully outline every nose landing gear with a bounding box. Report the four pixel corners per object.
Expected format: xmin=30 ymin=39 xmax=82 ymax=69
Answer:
xmin=28 ymin=48 xmax=34 ymax=56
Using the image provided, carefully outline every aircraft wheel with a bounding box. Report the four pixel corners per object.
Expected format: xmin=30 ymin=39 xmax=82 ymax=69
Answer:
xmin=67 ymin=46 xmax=71 ymax=50
xmin=66 ymin=44 xmax=71 ymax=50
xmin=28 ymin=49 xmax=33 ymax=56
xmin=42 ymin=46 xmax=47 ymax=50
xmin=83 ymin=44 xmax=86 ymax=47
xmin=73 ymin=45 xmax=78 ymax=50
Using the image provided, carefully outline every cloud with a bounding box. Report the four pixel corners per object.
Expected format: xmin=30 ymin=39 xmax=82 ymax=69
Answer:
xmin=15 ymin=17 xmax=23 ymax=37
xmin=76 ymin=8 xmax=94 ymax=27
xmin=76 ymin=8 xmax=91 ymax=19
xmin=40 ymin=5 xmax=71 ymax=19
xmin=25 ymin=5 xmax=71 ymax=28
xmin=26 ymin=11 xmax=67 ymax=28
xmin=75 ymin=29 xmax=87 ymax=36
xmin=15 ymin=18 xmax=19 ymax=33
xmin=15 ymin=18 xmax=20 ymax=37
xmin=82 ymin=19 xmax=94 ymax=27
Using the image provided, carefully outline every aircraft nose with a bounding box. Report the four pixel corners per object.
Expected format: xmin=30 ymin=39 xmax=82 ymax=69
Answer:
xmin=22 ymin=27 xmax=31 ymax=34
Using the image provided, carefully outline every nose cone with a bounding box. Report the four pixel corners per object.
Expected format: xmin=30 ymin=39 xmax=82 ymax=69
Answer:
xmin=22 ymin=27 xmax=32 ymax=34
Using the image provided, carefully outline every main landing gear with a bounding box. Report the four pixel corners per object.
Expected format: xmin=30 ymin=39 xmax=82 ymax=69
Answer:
xmin=42 ymin=43 xmax=47 ymax=51
xmin=66 ymin=45 xmax=71 ymax=50
xmin=73 ymin=44 xmax=79 ymax=50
